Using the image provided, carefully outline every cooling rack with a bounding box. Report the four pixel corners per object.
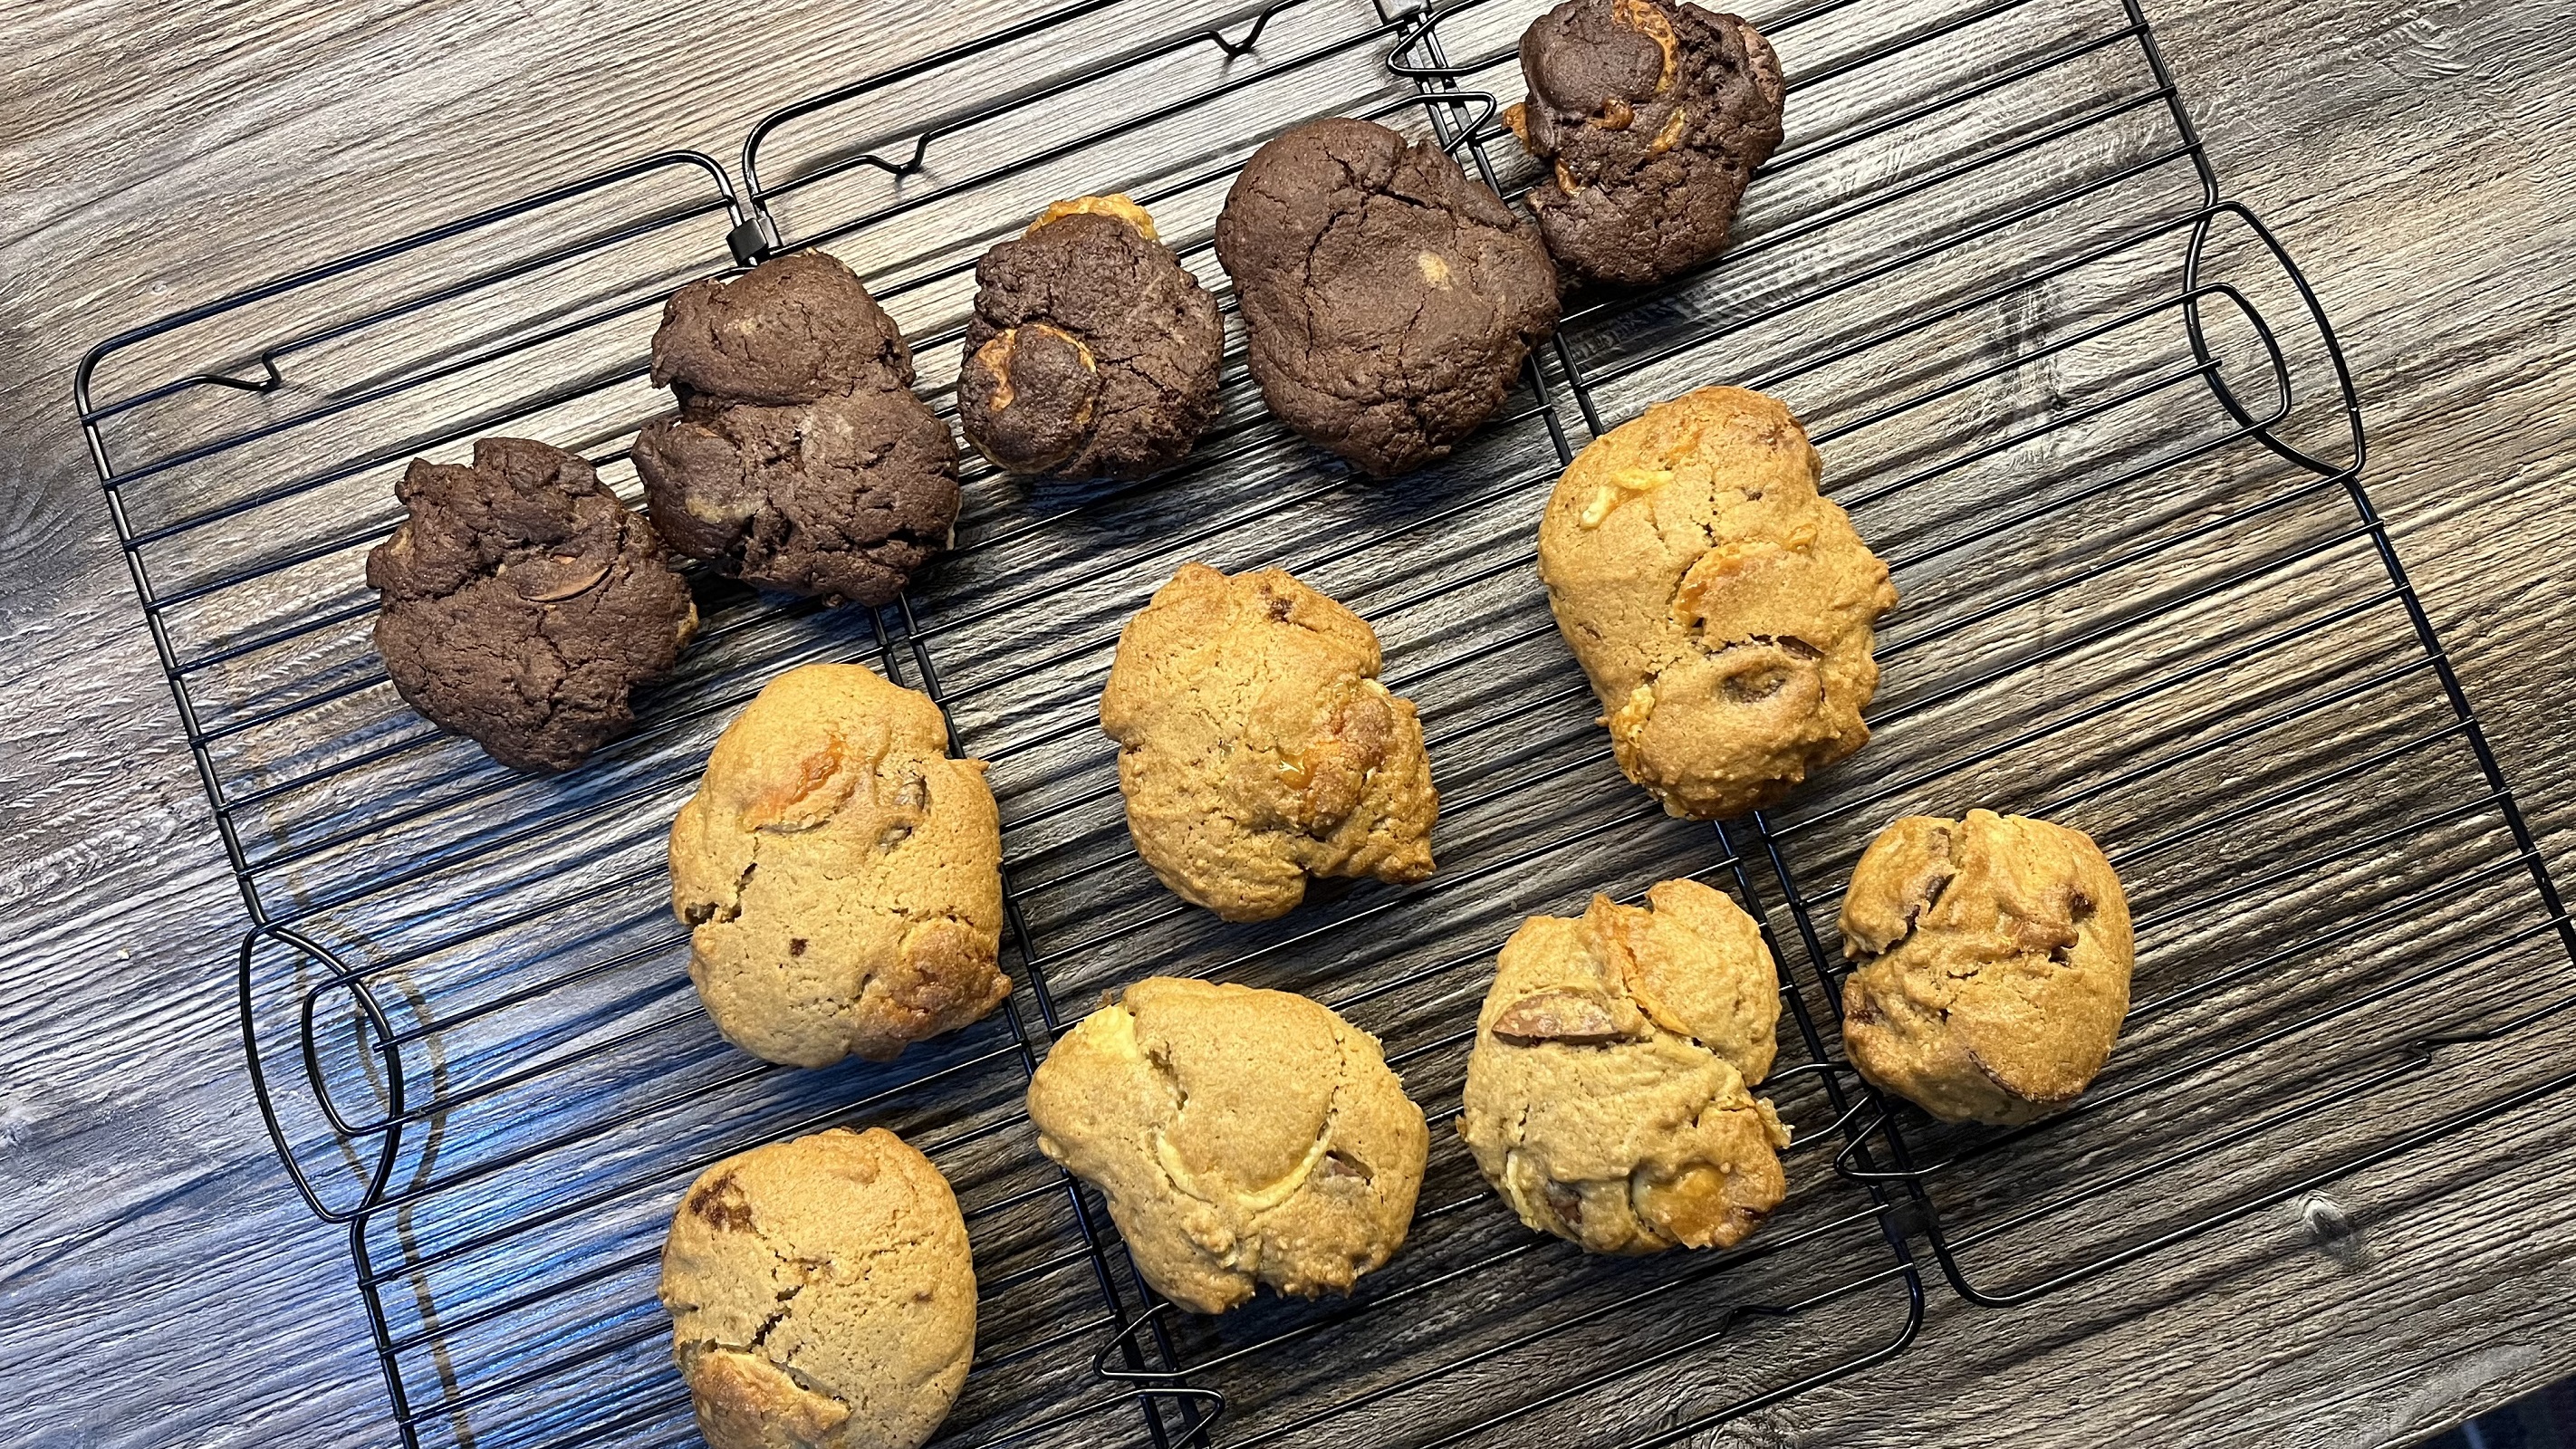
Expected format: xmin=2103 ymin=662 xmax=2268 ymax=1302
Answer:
xmin=70 ymin=0 xmax=2576 ymax=1444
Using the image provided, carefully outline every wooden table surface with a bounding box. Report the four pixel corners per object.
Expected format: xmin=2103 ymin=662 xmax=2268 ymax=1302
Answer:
xmin=5 ymin=0 xmax=2574 ymax=1445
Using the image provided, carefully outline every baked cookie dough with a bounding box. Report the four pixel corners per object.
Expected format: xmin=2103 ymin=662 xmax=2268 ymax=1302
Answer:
xmin=1025 ymin=976 xmax=1429 ymax=1314
xmin=671 ymin=664 xmax=1009 ymax=1067
xmin=1461 ymin=880 xmax=1789 ymax=1253
xmin=1101 ymin=562 xmax=1438 ymax=922
xmin=366 ymin=437 xmax=697 ymax=773
xmin=959 ymin=195 xmax=1225 ymax=480
xmin=1215 ymin=117 xmax=1562 ymax=476
xmin=1506 ymin=0 xmax=1785 ymax=287
xmin=1537 ymin=387 xmax=1896 ymax=820
xmin=1840 ymin=810 xmax=2133 ymax=1125
xmin=635 ymin=251 xmax=960 ymax=607
xmin=659 ymin=1127 xmax=976 ymax=1449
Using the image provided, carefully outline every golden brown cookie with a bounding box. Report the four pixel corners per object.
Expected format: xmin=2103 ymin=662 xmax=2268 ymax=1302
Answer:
xmin=1839 ymin=810 xmax=2134 ymax=1125
xmin=1460 ymin=880 xmax=1788 ymax=1253
xmin=658 ymin=1128 xmax=976 ymax=1449
xmin=1024 ymin=976 xmax=1429 ymax=1314
xmin=671 ymin=664 xmax=1009 ymax=1067
xmin=1537 ymin=387 xmax=1897 ymax=820
xmin=1101 ymin=563 xmax=1438 ymax=922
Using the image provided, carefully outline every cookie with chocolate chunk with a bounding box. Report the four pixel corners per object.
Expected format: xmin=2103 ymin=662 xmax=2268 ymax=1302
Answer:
xmin=1101 ymin=562 xmax=1439 ymax=922
xmin=659 ymin=1127 xmax=976 ymax=1449
xmin=1507 ymin=0 xmax=1785 ymax=286
xmin=367 ymin=437 xmax=697 ymax=772
xmin=1461 ymin=879 xmax=1789 ymax=1254
xmin=1216 ymin=117 xmax=1560 ymax=476
xmin=1537 ymin=387 xmax=1895 ymax=820
xmin=1840 ymin=810 xmax=2133 ymax=1125
xmin=1025 ymin=976 xmax=1429 ymax=1314
xmin=960 ymin=196 xmax=1224 ymax=480
xmin=670 ymin=664 xmax=1009 ymax=1068
xmin=635 ymin=252 xmax=961 ymax=608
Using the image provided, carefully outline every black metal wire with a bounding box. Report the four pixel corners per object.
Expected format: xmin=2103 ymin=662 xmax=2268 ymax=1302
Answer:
xmin=71 ymin=0 xmax=2576 ymax=1444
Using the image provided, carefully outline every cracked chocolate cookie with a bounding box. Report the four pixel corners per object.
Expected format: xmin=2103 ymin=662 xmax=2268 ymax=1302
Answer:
xmin=635 ymin=251 xmax=960 ymax=607
xmin=959 ymin=196 xmax=1225 ymax=480
xmin=1461 ymin=879 xmax=1789 ymax=1253
xmin=1101 ymin=562 xmax=1438 ymax=922
xmin=1538 ymin=387 xmax=1896 ymax=820
xmin=1840 ymin=810 xmax=2133 ymax=1125
xmin=671 ymin=664 xmax=1009 ymax=1068
xmin=659 ymin=1127 xmax=976 ymax=1449
xmin=1026 ymin=976 xmax=1429 ymax=1314
xmin=1215 ymin=116 xmax=1562 ymax=476
xmin=367 ymin=437 xmax=697 ymax=773
xmin=1506 ymin=0 xmax=1784 ymax=286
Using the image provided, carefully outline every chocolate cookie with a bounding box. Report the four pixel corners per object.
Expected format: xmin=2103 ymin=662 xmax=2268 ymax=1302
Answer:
xmin=366 ymin=437 xmax=697 ymax=772
xmin=1215 ymin=117 xmax=1561 ymax=476
xmin=959 ymin=196 xmax=1225 ymax=480
xmin=1506 ymin=0 xmax=1785 ymax=287
xmin=635 ymin=252 xmax=960 ymax=608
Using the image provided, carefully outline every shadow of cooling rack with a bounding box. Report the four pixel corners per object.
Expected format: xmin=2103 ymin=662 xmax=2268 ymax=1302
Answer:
xmin=67 ymin=0 xmax=2576 ymax=1444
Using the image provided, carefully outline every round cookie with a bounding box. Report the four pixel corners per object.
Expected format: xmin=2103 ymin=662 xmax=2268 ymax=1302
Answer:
xmin=670 ymin=664 xmax=1009 ymax=1067
xmin=1460 ymin=879 xmax=1788 ymax=1254
xmin=959 ymin=195 xmax=1225 ymax=480
xmin=366 ymin=437 xmax=697 ymax=773
xmin=659 ymin=1127 xmax=976 ymax=1449
xmin=1507 ymin=0 xmax=1785 ymax=287
xmin=1101 ymin=562 xmax=1438 ymax=922
xmin=1215 ymin=116 xmax=1562 ymax=477
xmin=1025 ymin=976 xmax=1429 ymax=1314
xmin=635 ymin=251 xmax=961 ymax=608
xmin=1537 ymin=387 xmax=1897 ymax=820
xmin=1839 ymin=810 xmax=2133 ymax=1125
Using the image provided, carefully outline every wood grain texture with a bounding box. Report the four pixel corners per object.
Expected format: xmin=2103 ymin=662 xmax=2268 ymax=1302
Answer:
xmin=0 ymin=1 xmax=2571 ymax=1447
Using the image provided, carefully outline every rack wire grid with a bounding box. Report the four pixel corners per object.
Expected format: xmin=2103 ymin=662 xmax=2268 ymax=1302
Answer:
xmin=69 ymin=0 xmax=2576 ymax=1444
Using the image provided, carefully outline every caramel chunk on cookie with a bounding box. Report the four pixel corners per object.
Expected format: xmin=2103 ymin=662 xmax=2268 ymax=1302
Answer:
xmin=1538 ymin=387 xmax=1896 ymax=820
xmin=1026 ymin=977 xmax=1429 ymax=1314
xmin=671 ymin=665 xmax=1008 ymax=1067
xmin=659 ymin=1128 xmax=976 ymax=1449
xmin=367 ymin=437 xmax=697 ymax=772
xmin=1507 ymin=0 xmax=1785 ymax=286
xmin=960 ymin=195 xmax=1224 ymax=480
xmin=1215 ymin=117 xmax=1561 ymax=476
xmin=1839 ymin=810 xmax=2133 ymax=1125
xmin=1461 ymin=880 xmax=1788 ymax=1253
xmin=636 ymin=252 xmax=961 ymax=607
xmin=1101 ymin=563 xmax=1438 ymax=922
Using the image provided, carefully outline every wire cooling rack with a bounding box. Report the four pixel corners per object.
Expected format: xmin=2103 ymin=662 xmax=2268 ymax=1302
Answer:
xmin=71 ymin=0 xmax=2576 ymax=1444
